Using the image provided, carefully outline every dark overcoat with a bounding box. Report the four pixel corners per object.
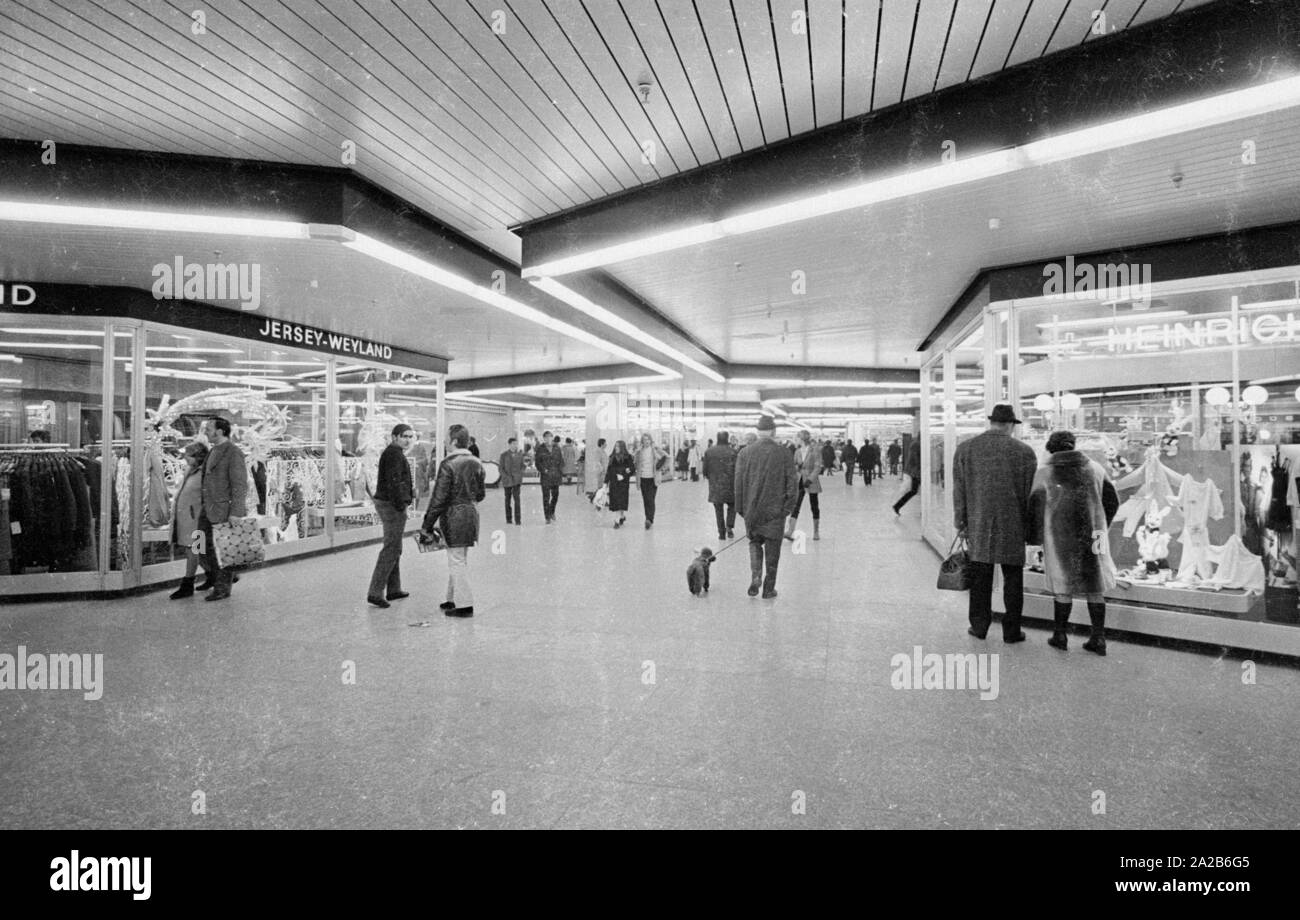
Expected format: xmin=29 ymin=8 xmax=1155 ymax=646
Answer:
xmin=734 ymin=438 xmax=798 ymax=540
xmin=952 ymin=429 xmax=1038 ymax=564
xmin=604 ymin=452 xmax=635 ymax=512
xmin=702 ymin=444 xmax=737 ymax=504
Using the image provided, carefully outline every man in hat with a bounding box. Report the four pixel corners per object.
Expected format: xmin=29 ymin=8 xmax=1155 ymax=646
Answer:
xmin=733 ymin=415 xmax=799 ymax=599
xmin=367 ymin=423 xmax=415 ymax=608
xmin=952 ymin=404 xmax=1039 ymax=642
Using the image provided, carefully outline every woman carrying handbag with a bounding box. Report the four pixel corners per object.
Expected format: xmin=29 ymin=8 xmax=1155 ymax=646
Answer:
xmin=421 ymin=424 xmax=485 ymax=618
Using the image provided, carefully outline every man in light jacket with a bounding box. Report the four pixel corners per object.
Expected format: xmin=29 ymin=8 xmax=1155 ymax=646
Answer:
xmin=734 ymin=416 xmax=798 ymax=598
xmin=952 ymin=404 xmax=1039 ymax=642
xmin=199 ymin=416 xmax=248 ymax=602
xmin=634 ymin=434 xmax=667 ymax=529
xmin=499 ymin=437 xmax=525 ymax=525
xmin=786 ymin=429 xmax=824 ymax=541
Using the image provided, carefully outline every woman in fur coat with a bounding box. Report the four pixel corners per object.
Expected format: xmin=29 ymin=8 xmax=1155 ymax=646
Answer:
xmin=1029 ymin=431 xmax=1120 ymax=655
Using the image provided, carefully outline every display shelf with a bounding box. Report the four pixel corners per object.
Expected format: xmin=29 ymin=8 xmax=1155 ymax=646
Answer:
xmin=1024 ymin=570 xmax=1259 ymax=617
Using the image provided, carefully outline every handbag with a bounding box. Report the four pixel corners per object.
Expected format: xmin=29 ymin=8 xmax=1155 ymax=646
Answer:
xmin=937 ymin=535 xmax=973 ymax=591
xmin=212 ymin=516 xmax=265 ymax=568
xmin=413 ymin=528 xmax=447 ymax=554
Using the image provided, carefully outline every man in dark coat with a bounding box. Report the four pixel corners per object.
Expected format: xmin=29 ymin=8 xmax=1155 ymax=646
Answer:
xmin=703 ymin=430 xmax=738 ymax=540
xmin=820 ymin=440 xmax=836 ymax=474
xmin=367 ymin=423 xmax=415 ymax=608
xmin=892 ymin=438 xmax=922 ymax=513
xmin=734 ymin=416 xmax=798 ymax=599
xmin=498 ymin=437 xmax=525 ymax=525
xmin=953 ymin=404 xmax=1039 ymax=642
xmin=533 ymin=430 xmax=563 ymax=523
xmin=887 ymin=439 xmax=902 ymax=475
xmin=199 ymin=416 xmax=248 ymax=602
xmin=841 ymin=440 xmax=859 ymax=486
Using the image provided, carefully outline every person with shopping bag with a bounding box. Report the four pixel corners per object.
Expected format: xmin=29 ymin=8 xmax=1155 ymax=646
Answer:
xmin=604 ymin=440 xmax=635 ymax=529
xmin=421 ymin=424 xmax=485 ymax=618
xmin=198 ymin=416 xmax=249 ymax=602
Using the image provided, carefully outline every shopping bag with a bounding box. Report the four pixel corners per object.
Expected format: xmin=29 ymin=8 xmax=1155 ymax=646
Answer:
xmin=593 ymin=485 xmax=609 ymax=511
xmin=212 ymin=516 xmax=265 ymax=568
xmin=413 ymin=528 xmax=447 ymax=554
xmin=937 ymin=535 xmax=973 ymax=591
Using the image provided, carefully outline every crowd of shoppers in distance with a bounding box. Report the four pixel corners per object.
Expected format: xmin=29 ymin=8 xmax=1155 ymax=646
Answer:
xmin=353 ymin=408 xmax=1121 ymax=654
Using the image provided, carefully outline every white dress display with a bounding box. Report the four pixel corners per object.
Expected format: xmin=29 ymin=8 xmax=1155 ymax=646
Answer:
xmin=1170 ymin=476 xmax=1225 ymax=580
xmin=1112 ymin=448 xmax=1184 ymax=537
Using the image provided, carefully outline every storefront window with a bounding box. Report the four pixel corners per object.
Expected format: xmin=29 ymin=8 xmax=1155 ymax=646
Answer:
xmin=137 ymin=327 xmax=333 ymax=580
xmin=0 ymin=317 xmax=112 ymax=584
xmin=925 ymin=267 xmax=1300 ymax=632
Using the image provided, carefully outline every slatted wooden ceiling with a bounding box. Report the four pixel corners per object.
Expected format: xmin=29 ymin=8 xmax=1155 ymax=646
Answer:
xmin=0 ymin=0 xmax=1213 ymax=262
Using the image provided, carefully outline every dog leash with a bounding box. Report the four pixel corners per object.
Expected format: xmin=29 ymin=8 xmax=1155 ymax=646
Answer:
xmin=710 ymin=535 xmax=748 ymax=558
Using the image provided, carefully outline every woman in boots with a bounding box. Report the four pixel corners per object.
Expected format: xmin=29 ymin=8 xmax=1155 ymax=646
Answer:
xmin=1029 ymin=431 xmax=1120 ymax=654
xmin=169 ymin=441 xmax=210 ymax=599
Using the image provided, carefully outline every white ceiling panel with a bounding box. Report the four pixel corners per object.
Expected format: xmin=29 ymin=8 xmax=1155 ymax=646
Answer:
xmin=934 ymin=0 xmax=994 ymax=91
xmin=603 ymin=107 xmax=1300 ymax=368
xmin=968 ymin=0 xmax=1034 ymax=81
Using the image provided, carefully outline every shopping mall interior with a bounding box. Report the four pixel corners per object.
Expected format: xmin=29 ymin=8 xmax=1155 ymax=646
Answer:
xmin=2 ymin=0 xmax=1299 ymax=830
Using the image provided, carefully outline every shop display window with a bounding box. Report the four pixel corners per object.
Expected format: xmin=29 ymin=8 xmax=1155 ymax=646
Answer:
xmin=330 ymin=364 xmax=439 ymax=536
xmin=135 ymin=328 xmax=335 ymax=578
xmin=924 ymin=268 xmax=1300 ymax=629
xmin=0 ymin=318 xmax=113 ymax=582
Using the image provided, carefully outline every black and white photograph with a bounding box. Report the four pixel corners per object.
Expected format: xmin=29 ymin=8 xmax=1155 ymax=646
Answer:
xmin=1 ymin=0 xmax=1298 ymax=871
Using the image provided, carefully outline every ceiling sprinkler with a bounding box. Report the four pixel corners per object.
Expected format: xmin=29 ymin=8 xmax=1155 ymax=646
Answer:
xmin=637 ymin=80 xmax=653 ymax=104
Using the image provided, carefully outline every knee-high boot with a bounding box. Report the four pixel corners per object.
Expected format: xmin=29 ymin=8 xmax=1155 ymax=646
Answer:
xmin=1083 ymin=602 xmax=1107 ymax=656
xmin=1048 ymin=600 xmax=1071 ymax=650
xmin=748 ymin=543 xmax=763 ymax=597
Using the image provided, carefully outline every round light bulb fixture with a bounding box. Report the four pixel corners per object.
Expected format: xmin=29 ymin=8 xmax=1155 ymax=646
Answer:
xmin=1033 ymin=394 xmax=1054 ymax=412
xmin=1204 ymin=386 xmax=1230 ymax=407
xmin=1060 ymin=392 xmax=1082 ymax=411
xmin=1259 ymin=429 xmax=1272 ymax=441
xmin=1242 ymin=385 xmax=1269 ymax=406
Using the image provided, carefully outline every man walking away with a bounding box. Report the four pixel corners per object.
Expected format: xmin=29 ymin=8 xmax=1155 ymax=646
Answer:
xmin=534 ymin=431 xmax=563 ymax=523
xmin=953 ymin=404 xmax=1039 ymax=643
xmin=887 ymin=439 xmax=902 ymax=476
xmin=367 ymin=424 xmax=415 ymax=608
xmin=892 ymin=438 xmax=922 ymax=516
xmin=703 ymin=430 xmax=738 ymax=540
xmin=734 ymin=416 xmax=798 ymax=598
xmin=499 ymin=437 xmax=524 ymax=525
xmin=841 ymin=440 xmax=858 ymax=486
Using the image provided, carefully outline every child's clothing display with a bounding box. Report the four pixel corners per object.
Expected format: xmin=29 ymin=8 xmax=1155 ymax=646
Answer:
xmin=1170 ymin=475 xmax=1225 ymax=580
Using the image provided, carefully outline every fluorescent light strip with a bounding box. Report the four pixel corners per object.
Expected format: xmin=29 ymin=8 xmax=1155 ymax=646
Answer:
xmin=1035 ymin=310 xmax=1189 ymax=331
xmin=450 ymin=395 xmax=546 ymax=411
xmin=0 ymin=355 xmax=22 ymax=362
xmin=0 ymin=201 xmax=311 ymax=239
xmin=297 ymin=364 xmax=367 ymax=379
xmin=0 ymin=328 xmax=133 ymax=336
xmin=0 ymin=377 xmax=21 ymax=385
xmin=529 ymin=277 xmax=723 ymax=382
xmin=113 ymin=357 xmax=207 ymax=364
xmin=453 ymin=375 xmax=674 ymax=397
xmin=729 ymin=378 xmax=922 ymax=388
xmin=0 ymin=342 xmax=102 ymax=350
xmin=522 ymin=75 xmax=1300 ymax=277
xmin=343 ymin=233 xmax=678 ymax=379
xmin=233 ymin=360 xmax=325 ymax=367
xmin=145 ymin=346 xmax=243 ymax=354
xmin=123 ymin=364 xmax=289 ymax=389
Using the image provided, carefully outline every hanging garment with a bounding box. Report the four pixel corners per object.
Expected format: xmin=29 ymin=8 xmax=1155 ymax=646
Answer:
xmin=1266 ymin=456 xmax=1292 ymax=532
xmin=1171 ymin=476 xmax=1225 ymax=580
xmin=1203 ymin=535 xmax=1267 ymax=595
xmin=1112 ymin=451 xmax=1185 ymax=538
xmin=144 ymin=444 xmax=171 ymax=527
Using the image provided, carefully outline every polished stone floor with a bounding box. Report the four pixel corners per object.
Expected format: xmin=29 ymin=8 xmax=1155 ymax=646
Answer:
xmin=2 ymin=473 xmax=1298 ymax=829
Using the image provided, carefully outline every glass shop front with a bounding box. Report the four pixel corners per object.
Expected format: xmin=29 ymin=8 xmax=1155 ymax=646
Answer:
xmin=922 ymin=266 xmax=1300 ymax=655
xmin=0 ymin=291 xmax=447 ymax=596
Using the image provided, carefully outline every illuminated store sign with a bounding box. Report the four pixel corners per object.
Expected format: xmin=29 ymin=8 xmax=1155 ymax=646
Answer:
xmin=1106 ymin=313 xmax=1300 ymax=352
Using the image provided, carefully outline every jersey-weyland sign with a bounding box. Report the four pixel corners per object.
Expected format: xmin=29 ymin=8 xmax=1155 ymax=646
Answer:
xmin=0 ymin=283 xmax=447 ymax=374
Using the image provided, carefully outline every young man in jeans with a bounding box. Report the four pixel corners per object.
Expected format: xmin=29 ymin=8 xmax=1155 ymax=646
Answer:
xmin=498 ymin=437 xmax=524 ymax=525
xmin=633 ymin=433 xmax=665 ymax=529
xmin=367 ymin=424 xmax=415 ymax=608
